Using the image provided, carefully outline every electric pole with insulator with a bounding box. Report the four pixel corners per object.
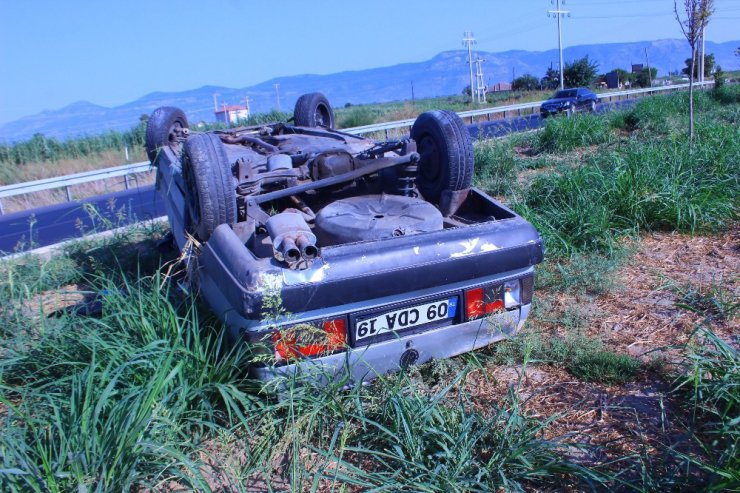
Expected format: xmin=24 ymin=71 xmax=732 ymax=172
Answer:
xmin=475 ymin=57 xmax=487 ymax=103
xmin=548 ymin=0 xmax=569 ymax=90
xmin=462 ymin=31 xmax=476 ymax=102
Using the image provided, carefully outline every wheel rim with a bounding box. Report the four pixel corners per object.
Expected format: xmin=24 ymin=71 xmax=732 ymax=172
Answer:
xmin=167 ymin=120 xmax=185 ymax=145
xmin=314 ymin=104 xmax=330 ymax=126
xmin=418 ymin=134 xmax=442 ymax=183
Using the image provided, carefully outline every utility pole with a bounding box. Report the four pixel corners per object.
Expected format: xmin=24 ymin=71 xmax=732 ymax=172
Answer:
xmin=411 ymin=81 xmax=415 ymax=103
xmin=462 ymin=31 xmax=476 ymax=102
xmin=548 ymin=0 xmax=569 ymax=90
xmin=245 ymin=96 xmax=252 ymax=118
xmin=213 ymin=93 xmax=219 ymax=112
xmin=700 ymin=25 xmax=705 ymax=82
xmin=645 ymin=48 xmax=652 ymax=87
xmin=274 ymin=83 xmax=281 ymax=111
xmin=475 ymin=57 xmax=487 ymax=103
xmin=222 ymin=103 xmax=229 ymax=127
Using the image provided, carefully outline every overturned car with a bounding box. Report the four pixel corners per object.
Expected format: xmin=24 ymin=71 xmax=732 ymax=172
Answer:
xmin=146 ymin=92 xmax=544 ymax=384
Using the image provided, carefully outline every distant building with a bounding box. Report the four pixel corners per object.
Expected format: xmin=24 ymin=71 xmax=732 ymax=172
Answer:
xmin=605 ymin=71 xmax=620 ymax=89
xmin=488 ymin=82 xmax=512 ymax=92
xmin=215 ymin=105 xmax=250 ymax=125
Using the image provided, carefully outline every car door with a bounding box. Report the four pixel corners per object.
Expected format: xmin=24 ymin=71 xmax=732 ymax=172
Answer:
xmin=575 ymin=89 xmax=586 ymax=110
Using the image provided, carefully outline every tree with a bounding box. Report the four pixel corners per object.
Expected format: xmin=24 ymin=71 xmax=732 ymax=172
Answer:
xmin=512 ymin=74 xmax=540 ymax=91
xmin=682 ymin=53 xmax=715 ymax=78
xmin=714 ymin=64 xmax=725 ymax=90
xmin=674 ymin=0 xmax=715 ymax=143
xmin=635 ymin=67 xmax=658 ymax=88
xmin=563 ymin=56 xmax=599 ymax=88
xmin=541 ymin=67 xmax=560 ymax=90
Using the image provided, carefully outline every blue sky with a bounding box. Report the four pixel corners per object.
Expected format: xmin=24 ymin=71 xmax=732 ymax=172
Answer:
xmin=1 ymin=0 xmax=738 ymax=125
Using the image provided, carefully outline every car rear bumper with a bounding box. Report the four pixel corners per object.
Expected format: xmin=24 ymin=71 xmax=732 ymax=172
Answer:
xmin=250 ymin=303 xmax=530 ymax=385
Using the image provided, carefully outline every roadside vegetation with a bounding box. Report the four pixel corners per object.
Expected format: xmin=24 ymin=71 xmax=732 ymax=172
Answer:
xmin=1 ymin=88 xmax=738 ymax=491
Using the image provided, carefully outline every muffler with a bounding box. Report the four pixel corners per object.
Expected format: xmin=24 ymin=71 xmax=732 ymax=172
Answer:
xmin=265 ymin=211 xmax=319 ymax=269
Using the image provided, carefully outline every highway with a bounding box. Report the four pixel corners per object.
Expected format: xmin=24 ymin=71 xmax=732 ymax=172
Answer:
xmin=0 ymin=185 xmax=165 ymax=253
xmin=0 ymin=100 xmax=630 ymax=254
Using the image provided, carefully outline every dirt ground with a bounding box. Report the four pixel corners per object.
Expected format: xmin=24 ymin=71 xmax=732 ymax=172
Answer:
xmin=462 ymin=227 xmax=739 ymax=475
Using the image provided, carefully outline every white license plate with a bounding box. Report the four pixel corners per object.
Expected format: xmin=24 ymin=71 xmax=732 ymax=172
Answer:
xmin=355 ymin=298 xmax=458 ymax=341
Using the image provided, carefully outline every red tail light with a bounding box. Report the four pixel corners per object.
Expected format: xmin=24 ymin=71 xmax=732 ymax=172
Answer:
xmin=465 ymin=286 xmax=504 ymax=320
xmin=272 ymin=318 xmax=347 ymax=361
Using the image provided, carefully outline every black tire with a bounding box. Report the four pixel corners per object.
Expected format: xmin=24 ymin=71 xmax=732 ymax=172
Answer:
xmin=146 ymin=106 xmax=188 ymax=163
xmin=410 ymin=110 xmax=474 ymax=202
xmin=293 ymin=92 xmax=335 ymax=128
xmin=182 ymin=134 xmax=236 ymax=241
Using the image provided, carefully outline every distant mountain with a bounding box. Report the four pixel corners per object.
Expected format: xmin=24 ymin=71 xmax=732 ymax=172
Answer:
xmin=1 ymin=39 xmax=737 ymax=143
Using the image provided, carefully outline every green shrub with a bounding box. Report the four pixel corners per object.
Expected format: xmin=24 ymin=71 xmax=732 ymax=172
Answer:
xmin=337 ymin=106 xmax=378 ymax=128
xmin=711 ymin=84 xmax=740 ymax=104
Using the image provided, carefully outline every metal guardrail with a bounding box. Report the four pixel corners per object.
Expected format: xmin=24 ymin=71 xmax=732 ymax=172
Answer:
xmin=0 ymin=81 xmax=713 ymax=214
xmin=0 ymin=162 xmax=152 ymax=214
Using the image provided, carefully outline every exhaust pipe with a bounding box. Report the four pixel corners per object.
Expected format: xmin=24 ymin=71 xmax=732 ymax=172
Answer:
xmin=265 ymin=211 xmax=319 ymax=269
xmin=296 ymin=235 xmax=318 ymax=261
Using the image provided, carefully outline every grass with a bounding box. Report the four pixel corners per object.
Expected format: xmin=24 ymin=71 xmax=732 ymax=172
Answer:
xmin=0 ymin=246 xmax=604 ymax=491
xmin=667 ymin=326 xmax=740 ymax=491
xmin=538 ymin=112 xmax=615 ymax=153
xmin=488 ymin=330 xmax=640 ymax=386
xmin=516 ymin=112 xmax=738 ymax=256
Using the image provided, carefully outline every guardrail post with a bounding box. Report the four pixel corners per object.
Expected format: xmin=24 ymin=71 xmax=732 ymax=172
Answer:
xmin=384 ymin=129 xmax=389 ymax=140
xmin=65 ymin=186 xmax=72 ymax=202
xmin=124 ymin=175 xmax=130 ymax=190
xmin=0 ymin=199 xmax=4 ymax=215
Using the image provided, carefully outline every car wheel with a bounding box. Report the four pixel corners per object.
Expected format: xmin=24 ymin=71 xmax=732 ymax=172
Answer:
xmin=182 ymin=134 xmax=236 ymax=242
xmin=590 ymin=100 xmax=597 ymax=113
xmin=410 ymin=110 xmax=474 ymax=202
xmin=293 ymin=92 xmax=335 ymax=128
xmin=146 ymin=107 xmax=188 ymax=163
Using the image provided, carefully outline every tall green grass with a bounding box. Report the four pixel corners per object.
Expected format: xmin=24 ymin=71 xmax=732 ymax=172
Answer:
xmin=538 ymin=113 xmax=615 ymax=153
xmin=518 ymin=118 xmax=738 ymax=255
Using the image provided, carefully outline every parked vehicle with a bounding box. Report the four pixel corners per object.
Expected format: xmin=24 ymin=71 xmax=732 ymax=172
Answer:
xmin=147 ymin=93 xmax=544 ymax=385
xmin=540 ymin=87 xmax=598 ymax=118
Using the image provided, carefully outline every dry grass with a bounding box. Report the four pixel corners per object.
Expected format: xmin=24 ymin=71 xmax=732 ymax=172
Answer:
xmin=456 ymin=226 xmax=739 ymax=473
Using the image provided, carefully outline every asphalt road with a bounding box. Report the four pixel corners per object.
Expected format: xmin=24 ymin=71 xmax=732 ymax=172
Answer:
xmin=0 ymin=99 xmax=635 ymax=254
xmin=0 ymin=185 xmax=165 ymax=253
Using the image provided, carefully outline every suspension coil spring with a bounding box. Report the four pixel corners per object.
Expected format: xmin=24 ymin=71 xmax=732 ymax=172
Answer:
xmin=397 ymin=162 xmax=417 ymax=197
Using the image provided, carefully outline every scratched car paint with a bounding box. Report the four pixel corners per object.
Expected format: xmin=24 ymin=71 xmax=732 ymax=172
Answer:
xmin=147 ymin=93 xmax=544 ymax=385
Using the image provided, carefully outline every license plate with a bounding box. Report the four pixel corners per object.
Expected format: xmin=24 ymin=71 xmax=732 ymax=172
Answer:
xmin=355 ymin=297 xmax=457 ymax=342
